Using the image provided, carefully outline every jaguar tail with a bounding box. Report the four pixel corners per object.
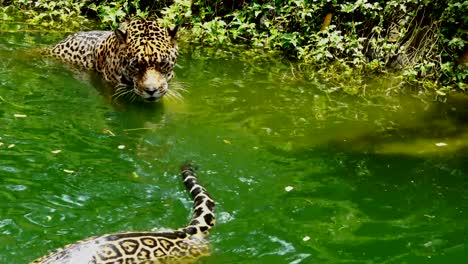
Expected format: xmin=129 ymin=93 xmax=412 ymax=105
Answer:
xmin=179 ymin=163 xmax=216 ymax=239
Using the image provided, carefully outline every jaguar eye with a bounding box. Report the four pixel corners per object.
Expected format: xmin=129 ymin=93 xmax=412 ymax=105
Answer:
xmin=159 ymin=62 xmax=171 ymax=73
xmin=128 ymin=58 xmax=139 ymax=71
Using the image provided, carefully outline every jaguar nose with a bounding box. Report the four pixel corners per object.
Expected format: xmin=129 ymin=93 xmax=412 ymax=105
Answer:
xmin=145 ymin=89 xmax=156 ymax=96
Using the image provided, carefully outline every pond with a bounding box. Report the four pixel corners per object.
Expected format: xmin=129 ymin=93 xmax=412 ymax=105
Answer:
xmin=0 ymin=24 xmax=467 ymax=264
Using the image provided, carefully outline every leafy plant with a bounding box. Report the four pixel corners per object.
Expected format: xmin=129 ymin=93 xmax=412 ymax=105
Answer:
xmin=88 ymin=0 xmax=149 ymax=29
xmin=3 ymin=0 xmax=90 ymax=30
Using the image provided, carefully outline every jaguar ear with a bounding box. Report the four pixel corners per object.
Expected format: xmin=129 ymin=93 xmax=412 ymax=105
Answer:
xmin=115 ymin=28 xmax=127 ymax=44
xmin=168 ymin=25 xmax=179 ymax=40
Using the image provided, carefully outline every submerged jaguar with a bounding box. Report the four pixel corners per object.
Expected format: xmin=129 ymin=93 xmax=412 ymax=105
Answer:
xmin=50 ymin=19 xmax=179 ymax=102
xmin=30 ymin=164 xmax=215 ymax=263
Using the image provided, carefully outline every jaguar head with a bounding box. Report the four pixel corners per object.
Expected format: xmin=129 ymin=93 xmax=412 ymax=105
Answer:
xmin=116 ymin=19 xmax=178 ymax=102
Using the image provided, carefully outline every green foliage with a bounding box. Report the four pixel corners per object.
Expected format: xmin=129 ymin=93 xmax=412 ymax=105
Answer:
xmin=158 ymin=0 xmax=192 ymax=29
xmin=172 ymin=0 xmax=467 ymax=93
xmin=1 ymin=0 xmax=90 ymax=30
xmin=88 ymin=0 xmax=149 ymax=29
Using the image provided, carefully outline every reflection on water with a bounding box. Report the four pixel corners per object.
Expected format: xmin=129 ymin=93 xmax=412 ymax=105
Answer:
xmin=0 ymin=25 xmax=466 ymax=263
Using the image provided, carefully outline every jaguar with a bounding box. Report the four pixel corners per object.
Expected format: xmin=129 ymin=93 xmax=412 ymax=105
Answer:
xmin=30 ymin=164 xmax=215 ymax=263
xmin=50 ymin=19 xmax=179 ymax=102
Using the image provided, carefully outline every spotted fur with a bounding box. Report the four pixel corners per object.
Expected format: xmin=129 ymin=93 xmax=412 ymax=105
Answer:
xmin=30 ymin=164 xmax=215 ymax=264
xmin=50 ymin=19 xmax=179 ymax=102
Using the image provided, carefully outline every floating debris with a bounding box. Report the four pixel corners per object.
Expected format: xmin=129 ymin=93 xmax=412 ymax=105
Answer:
xmin=423 ymin=241 xmax=433 ymax=247
xmin=8 ymin=144 xmax=15 ymax=149
xmin=103 ymin=129 xmax=115 ymax=136
xmin=285 ymin=186 xmax=294 ymax=192
xmin=118 ymin=145 xmax=125 ymax=149
xmin=303 ymin=236 xmax=310 ymax=242
xmin=51 ymin=150 xmax=62 ymax=154
xmin=435 ymin=142 xmax=447 ymax=147
xmin=262 ymin=127 xmax=272 ymax=134
xmin=0 ymin=142 xmax=3 ymax=147
xmin=63 ymin=169 xmax=75 ymax=174
xmin=132 ymin=172 xmax=139 ymax=178
xmin=223 ymin=139 xmax=232 ymax=144
xmin=14 ymin=114 xmax=27 ymax=118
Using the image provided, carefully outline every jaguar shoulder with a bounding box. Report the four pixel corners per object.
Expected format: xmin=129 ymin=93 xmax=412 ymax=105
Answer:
xmin=30 ymin=164 xmax=215 ymax=264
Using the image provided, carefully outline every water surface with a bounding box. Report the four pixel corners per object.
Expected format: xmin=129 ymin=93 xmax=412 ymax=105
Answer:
xmin=0 ymin=24 xmax=466 ymax=263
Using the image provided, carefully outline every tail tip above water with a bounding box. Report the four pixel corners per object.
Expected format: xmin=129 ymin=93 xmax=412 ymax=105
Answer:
xmin=181 ymin=162 xmax=197 ymax=174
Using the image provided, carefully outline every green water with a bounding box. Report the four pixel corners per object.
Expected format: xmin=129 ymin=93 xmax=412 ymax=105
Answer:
xmin=1 ymin=26 xmax=467 ymax=264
